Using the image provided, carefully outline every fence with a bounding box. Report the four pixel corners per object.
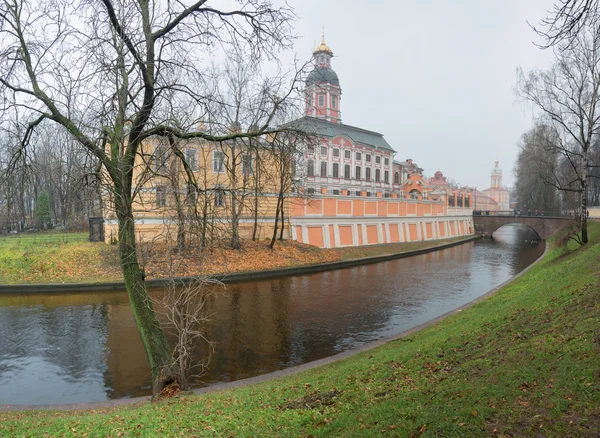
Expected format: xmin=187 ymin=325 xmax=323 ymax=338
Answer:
xmin=0 ymin=232 xmax=89 ymax=246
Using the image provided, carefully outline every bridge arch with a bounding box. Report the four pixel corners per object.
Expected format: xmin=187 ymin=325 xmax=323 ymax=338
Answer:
xmin=492 ymin=223 xmax=542 ymax=240
xmin=472 ymin=215 xmax=574 ymax=240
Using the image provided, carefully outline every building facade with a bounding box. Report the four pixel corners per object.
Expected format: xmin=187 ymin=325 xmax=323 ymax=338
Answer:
xmin=103 ymin=35 xmax=475 ymax=247
xmin=479 ymin=161 xmax=510 ymax=211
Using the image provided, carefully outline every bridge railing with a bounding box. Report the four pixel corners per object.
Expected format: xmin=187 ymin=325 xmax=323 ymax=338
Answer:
xmin=473 ymin=210 xmax=575 ymax=218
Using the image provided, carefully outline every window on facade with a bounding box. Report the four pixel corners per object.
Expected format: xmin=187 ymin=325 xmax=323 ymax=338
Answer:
xmin=375 ymin=156 xmax=381 ymax=164
xmin=375 ymin=169 xmax=381 ymax=182
xmin=344 ymin=150 xmax=351 ymax=159
xmin=448 ymin=195 xmax=455 ymax=207
xmin=333 ymin=163 xmax=339 ymax=178
xmin=186 ymin=183 xmax=197 ymax=205
xmin=355 ymin=166 xmax=361 ymax=180
xmin=384 ymin=170 xmax=389 ymax=184
xmin=320 ymin=146 xmax=328 ymax=155
xmin=308 ymin=145 xmax=315 ymax=153
xmin=332 ymin=94 xmax=337 ymax=108
xmin=366 ymin=167 xmax=371 ymax=181
xmin=184 ymin=148 xmax=198 ymax=172
xmin=318 ymin=94 xmax=325 ymax=106
xmin=384 ymin=158 xmax=390 ymax=166
xmin=333 ymin=148 xmax=340 ymax=157
xmin=307 ymin=96 xmax=313 ymax=108
xmin=214 ymin=189 xmax=225 ymax=207
xmin=242 ymin=153 xmax=253 ymax=175
xmin=366 ymin=191 xmax=372 ymax=197
xmin=212 ymin=150 xmax=225 ymax=173
xmin=307 ymin=159 xmax=315 ymax=177
xmin=457 ymin=195 xmax=463 ymax=207
xmin=332 ymin=189 xmax=340 ymax=195
xmin=356 ymin=152 xmax=362 ymax=161
xmin=320 ymin=161 xmax=327 ymax=177
xmin=306 ymin=187 xmax=315 ymax=195
xmin=156 ymin=184 xmax=167 ymax=207
xmin=344 ymin=164 xmax=350 ymax=179
xmin=366 ymin=154 xmax=371 ymax=162
xmin=465 ymin=196 xmax=470 ymax=207
xmin=154 ymin=145 xmax=169 ymax=172
xmin=394 ymin=172 xmax=400 ymax=184
xmin=384 ymin=192 xmax=391 ymax=198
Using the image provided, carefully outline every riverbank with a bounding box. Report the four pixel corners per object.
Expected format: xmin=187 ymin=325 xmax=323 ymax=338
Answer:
xmin=0 ymin=233 xmax=474 ymax=286
xmin=1 ymin=224 xmax=598 ymax=436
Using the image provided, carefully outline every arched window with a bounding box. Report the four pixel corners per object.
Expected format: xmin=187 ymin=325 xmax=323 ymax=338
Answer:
xmin=409 ymin=189 xmax=421 ymax=200
xmin=307 ymin=159 xmax=314 ymax=177
xmin=394 ymin=172 xmax=400 ymax=184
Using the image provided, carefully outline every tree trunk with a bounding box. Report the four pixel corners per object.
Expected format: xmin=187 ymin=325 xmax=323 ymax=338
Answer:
xmin=581 ymin=154 xmax=589 ymax=244
xmin=278 ymin=196 xmax=285 ymax=240
xmin=269 ymin=194 xmax=281 ymax=249
xmin=116 ymin=200 xmax=178 ymax=397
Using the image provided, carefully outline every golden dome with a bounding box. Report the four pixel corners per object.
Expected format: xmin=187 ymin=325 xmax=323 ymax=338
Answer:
xmin=313 ymin=31 xmax=333 ymax=55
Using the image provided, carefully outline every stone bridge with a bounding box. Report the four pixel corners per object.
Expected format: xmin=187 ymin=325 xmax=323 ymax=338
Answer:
xmin=473 ymin=214 xmax=575 ymax=239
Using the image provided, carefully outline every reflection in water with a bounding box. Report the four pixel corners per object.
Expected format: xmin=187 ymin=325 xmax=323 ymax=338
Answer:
xmin=0 ymin=230 xmax=544 ymax=404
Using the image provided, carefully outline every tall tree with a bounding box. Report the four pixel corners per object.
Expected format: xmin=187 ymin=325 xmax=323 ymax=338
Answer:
xmin=34 ymin=190 xmax=52 ymax=230
xmin=516 ymin=23 xmax=600 ymax=244
xmin=514 ymin=124 xmax=559 ymax=213
xmin=0 ymin=0 xmax=294 ymax=397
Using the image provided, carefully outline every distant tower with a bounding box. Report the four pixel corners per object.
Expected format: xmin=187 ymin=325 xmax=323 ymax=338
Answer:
xmin=305 ymin=32 xmax=341 ymax=123
xmin=491 ymin=161 xmax=502 ymax=188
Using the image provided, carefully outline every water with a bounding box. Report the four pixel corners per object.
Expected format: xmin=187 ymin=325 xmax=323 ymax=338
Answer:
xmin=0 ymin=225 xmax=543 ymax=405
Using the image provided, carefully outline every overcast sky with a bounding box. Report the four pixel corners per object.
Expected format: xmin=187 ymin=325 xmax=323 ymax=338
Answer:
xmin=286 ymin=0 xmax=557 ymax=190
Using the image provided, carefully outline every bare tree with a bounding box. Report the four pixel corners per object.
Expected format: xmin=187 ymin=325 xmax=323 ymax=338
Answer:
xmin=0 ymin=0 xmax=294 ymax=397
xmin=516 ymin=24 xmax=600 ymax=244
xmin=514 ymin=124 xmax=560 ymax=213
xmin=532 ymin=0 xmax=600 ymax=48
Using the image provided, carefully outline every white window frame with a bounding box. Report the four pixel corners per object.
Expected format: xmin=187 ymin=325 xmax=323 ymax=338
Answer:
xmin=318 ymin=94 xmax=325 ymax=106
xmin=214 ymin=188 xmax=226 ymax=207
xmin=212 ymin=150 xmax=225 ymax=173
xmin=320 ymin=161 xmax=327 ymax=177
xmin=155 ymin=184 xmax=167 ymax=207
xmin=242 ymin=153 xmax=253 ymax=175
xmin=184 ymin=148 xmax=198 ymax=172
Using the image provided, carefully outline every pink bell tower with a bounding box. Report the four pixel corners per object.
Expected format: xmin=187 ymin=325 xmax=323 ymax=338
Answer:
xmin=305 ymin=32 xmax=342 ymax=123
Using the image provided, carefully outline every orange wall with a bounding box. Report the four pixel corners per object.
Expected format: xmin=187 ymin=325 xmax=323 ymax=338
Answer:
xmin=408 ymin=223 xmax=418 ymax=241
xmin=366 ymin=225 xmax=378 ymax=244
xmin=307 ymin=226 xmax=324 ymax=247
xmin=339 ymin=225 xmax=353 ymax=246
xmin=390 ymin=225 xmax=399 ymax=243
xmin=365 ymin=202 xmax=377 ymax=215
xmin=338 ymin=200 xmax=352 ymax=215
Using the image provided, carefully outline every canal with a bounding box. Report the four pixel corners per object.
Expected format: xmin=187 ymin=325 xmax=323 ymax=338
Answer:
xmin=0 ymin=225 xmax=544 ymax=405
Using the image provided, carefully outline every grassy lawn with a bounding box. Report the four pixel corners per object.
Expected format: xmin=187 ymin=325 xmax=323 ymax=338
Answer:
xmin=1 ymin=225 xmax=598 ymax=436
xmin=0 ymin=233 xmax=472 ymax=285
xmin=0 ymin=233 xmax=121 ymax=284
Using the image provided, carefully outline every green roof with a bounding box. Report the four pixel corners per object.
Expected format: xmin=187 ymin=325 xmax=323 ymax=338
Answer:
xmin=289 ymin=117 xmax=395 ymax=152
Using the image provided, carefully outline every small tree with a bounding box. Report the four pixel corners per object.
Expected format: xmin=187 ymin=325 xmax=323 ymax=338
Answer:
xmin=34 ymin=190 xmax=52 ymax=230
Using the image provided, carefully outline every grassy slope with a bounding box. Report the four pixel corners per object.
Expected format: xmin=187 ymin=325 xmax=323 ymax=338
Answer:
xmin=1 ymin=226 xmax=599 ymax=436
xmin=0 ymin=234 xmax=471 ymax=285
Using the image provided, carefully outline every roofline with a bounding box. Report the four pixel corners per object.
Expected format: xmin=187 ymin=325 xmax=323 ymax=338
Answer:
xmin=299 ymin=116 xmax=387 ymax=138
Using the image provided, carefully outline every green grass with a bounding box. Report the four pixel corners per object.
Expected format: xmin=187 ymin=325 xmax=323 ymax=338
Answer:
xmin=1 ymin=225 xmax=599 ymax=436
xmin=0 ymin=233 xmax=121 ymax=284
